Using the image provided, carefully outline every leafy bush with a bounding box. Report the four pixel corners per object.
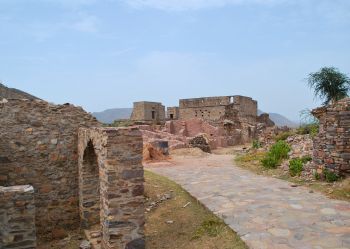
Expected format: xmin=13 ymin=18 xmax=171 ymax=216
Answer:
xmin=274 ymin=131 xmax=293 ymax=142
xmin=289 ymin=159 xmax=304 ymax=176
xmin=323 ymin=169 xmax=340 ymax=182
xmin=261 ymin=141 xmax=291 ymax=169
xmin=252 ymin=140 xmax=262 ymax=149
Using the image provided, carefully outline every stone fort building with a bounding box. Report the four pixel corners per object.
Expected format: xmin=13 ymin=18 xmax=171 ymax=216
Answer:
xmin=178 ymin=95 xmax=258 ymax=124
xmin=131 ymin=101 xmax=165 ymax=124
xmin=131 ymin=95 xmax=259 ymax=125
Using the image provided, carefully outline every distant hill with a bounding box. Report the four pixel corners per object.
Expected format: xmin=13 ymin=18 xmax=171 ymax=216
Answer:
xmin=258 ymin=110 xmax=298 ymax=128
xmin=0 ymin=83 xmax=39 ymax=100
xmin=92 ymin=108 xmax=133 ymax=123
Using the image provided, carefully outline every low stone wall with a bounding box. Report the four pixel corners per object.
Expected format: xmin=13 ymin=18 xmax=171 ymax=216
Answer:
xmin=312 ymin=98 xmax=350 ymax=176
xmin=78 ymin=127 xmax=145 ymax=249
xmin=0 ymin=185 xmax=36 ymax=249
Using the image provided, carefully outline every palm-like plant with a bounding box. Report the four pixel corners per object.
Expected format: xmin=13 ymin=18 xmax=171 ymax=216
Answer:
xmin=308 ymin=67 xmax=350 ymax=105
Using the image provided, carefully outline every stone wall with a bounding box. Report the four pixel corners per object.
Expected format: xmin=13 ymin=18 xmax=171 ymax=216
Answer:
xmin=78 ymin=127 xmax=145 ymax=249
xmin=312 ymin=98 xmax=350 ymax=176
xmin=178 ymin=95 xmax=257 ymax=123
xmin=232 ymin=95 xmax=258 ymax=124
xmin=131 ymin=101 xmax=165 ymax=123
xmin=0 ymin=185 xmax=36 ymax=249
xmin=167 ymin=107 xmax=179 ymax=120
xmin=0 ymin=99 xmax=100 ymax=237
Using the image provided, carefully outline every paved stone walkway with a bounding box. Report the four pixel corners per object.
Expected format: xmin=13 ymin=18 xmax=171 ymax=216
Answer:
xmin=146 ymin=154 xmax=350 ymax=249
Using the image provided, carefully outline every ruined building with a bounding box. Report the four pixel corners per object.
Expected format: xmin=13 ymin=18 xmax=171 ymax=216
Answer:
xmin=0 ymin=98 xmax=145 ymax=249
xmin=167 ymin=107 xmax=179 ymax=120
xmin=179 ymin=95 xmax=258 ymax=124
xmin=131 ymin=101 xmax=165 ymax=124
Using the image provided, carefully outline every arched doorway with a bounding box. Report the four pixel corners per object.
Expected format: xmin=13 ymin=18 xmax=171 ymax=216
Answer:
xmin=79 ymin=140 xmax=100 ymax=229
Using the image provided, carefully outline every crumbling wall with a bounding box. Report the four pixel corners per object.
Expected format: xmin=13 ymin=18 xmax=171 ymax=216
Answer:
xmin=231 ymin=95 xmax=257 ymax=124
xmin=78 ymin=127 xmax=145 ymax=249
xmin=312 ymin=98 xmax=350 ymax=176
xmin=0 ymin=99 xmax=100 ymax=237
xmin=0 ymin=185 xmax=36 ymax=249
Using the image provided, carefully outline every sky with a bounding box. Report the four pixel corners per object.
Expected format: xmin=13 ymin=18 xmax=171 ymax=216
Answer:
xmin=1 ymin=0 xmax=349 ymax=121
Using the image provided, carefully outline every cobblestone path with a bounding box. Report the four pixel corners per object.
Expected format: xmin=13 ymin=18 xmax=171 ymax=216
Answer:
xmin=147 ymin=154 xmax=350 ymax=249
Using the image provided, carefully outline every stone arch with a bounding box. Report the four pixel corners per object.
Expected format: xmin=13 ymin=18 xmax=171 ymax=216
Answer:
xmin=78 ymin=127 xmax=145 ymax=249
xmin=79 ymin=139 xmax=101 ymax=229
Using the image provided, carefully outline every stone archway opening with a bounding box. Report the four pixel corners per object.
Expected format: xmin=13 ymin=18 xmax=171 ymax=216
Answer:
xmin=80 ymin=140 xmax=102 ymax=246
xmin=78 ymin=127 xmax=145 ymax=249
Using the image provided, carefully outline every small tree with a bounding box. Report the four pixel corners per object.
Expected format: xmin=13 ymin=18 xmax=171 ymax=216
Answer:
xmin=308 ymin=67 xmax=350 ymax=105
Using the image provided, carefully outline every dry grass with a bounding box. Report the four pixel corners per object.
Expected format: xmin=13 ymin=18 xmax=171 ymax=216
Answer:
xmin=145 ymin=170 xmax=248 ymax=249
xmin=235 ymin=150 xmax=350 ymax=202
xmin=38 ymin=170 xmax=248 ymax=249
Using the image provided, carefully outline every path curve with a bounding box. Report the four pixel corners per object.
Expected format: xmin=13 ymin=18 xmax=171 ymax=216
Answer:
xmin=146 ymin=154 xmax=350 ymax=249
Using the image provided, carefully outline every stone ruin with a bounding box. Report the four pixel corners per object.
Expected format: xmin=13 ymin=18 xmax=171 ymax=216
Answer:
xmin=130 ymin=101 xmax=165 ymax=124
xmin=132 ymin=95 xmax=275 ymax=153
xmin=0 ymin=98 xmax=145 ymax=249
xmin=312 ymin=98 xmax=350 ymax=177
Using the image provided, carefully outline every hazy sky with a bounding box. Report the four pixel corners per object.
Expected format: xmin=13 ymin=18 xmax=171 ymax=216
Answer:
xmin=1 ymin=0 xmax=349 ymax=121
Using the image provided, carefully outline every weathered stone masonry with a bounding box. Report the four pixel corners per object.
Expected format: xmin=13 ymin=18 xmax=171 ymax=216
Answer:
xmin=0 ymin=185 xmax=36 ymax=249
xmin=78 ymin=127 xmax=145 ymax=249
xmin=0 ymin=99 xmax=100 ymax=236
xmin=312 ymin=98 xmax=350 ymax=176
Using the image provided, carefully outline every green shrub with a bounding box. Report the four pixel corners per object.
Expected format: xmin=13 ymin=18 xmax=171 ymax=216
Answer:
xmin=252 ymin=140 xmax=262 ymax=149
xmin=323 ymin=169 xmax=340 ymax=182
xmin=289 ymin=159 xmax=304 ymax=176
xmin=261 ymin=155 xmax=280 ymax=168
xmin=297 ymin=123 xmax=319 ymax=137
xmin=274 ymin=131 xmax=292 ymax=141
xmin=261 ymin=141 xmax=291 ymax=169
xmin=314 ymin=171 xmax=321 ymax=180
xmin=269 ymin=140 xmax=291 ymax=160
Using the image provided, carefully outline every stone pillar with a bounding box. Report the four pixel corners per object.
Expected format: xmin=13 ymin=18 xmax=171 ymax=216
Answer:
xmin=312 ymin=98 xmax=350 ymax=176
xmin=78 ymin=127 xmax=145 ymax=249
xmin=0 ymin=185 xmax=36 ymax=249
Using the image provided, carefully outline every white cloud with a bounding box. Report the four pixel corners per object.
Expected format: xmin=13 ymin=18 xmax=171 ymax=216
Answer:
xmin=124 ymin=0 xmax=285 ymax=11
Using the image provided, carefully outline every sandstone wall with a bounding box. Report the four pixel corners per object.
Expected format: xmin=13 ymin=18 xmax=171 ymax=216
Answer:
xmin=179 ymin=105 xmax=227 ymax=121
xmin=178 ymin=95 xmax=257 ymax=124
xmin=179 ymin=96 xmax=231 ymax=108
xmin=131 ymin=101 xmax=165 ymax=123
xmin=312 ymin=98 xmax=350 ymax=176
xmin=167 ymin=107 xmax=179 ymax=120
xmin=0 ymin=99 xmax=100 ymax=237
xmin=78 ymin=127 xmax=145 ymax=249
xmin=0 ymin=185 xmax=36 ymax=249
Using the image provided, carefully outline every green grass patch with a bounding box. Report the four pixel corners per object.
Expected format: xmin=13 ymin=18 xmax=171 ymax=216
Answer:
xmin=261 ymin=141 xmax=291 ymax=169
xmin=289 ymin=159 xmax=303 ymax=177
